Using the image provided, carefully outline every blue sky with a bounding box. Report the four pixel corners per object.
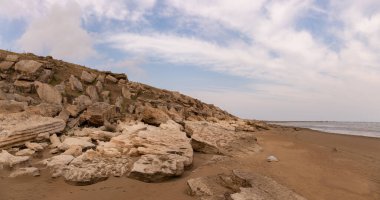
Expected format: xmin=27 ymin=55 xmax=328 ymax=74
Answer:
xmin=0 ymin=0 xmax=380 ymax=121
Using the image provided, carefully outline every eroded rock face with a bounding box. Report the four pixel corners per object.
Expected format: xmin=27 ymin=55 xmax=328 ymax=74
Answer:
xmin=185 ymin=121 xmax=258 ymax=155
xmin=0 ymin=113 xmax=66 ymax=149
xmin=9 ymin=167 xmax=40 ymax=178
xmin=81 ymin=71 xmax=96 ymax=83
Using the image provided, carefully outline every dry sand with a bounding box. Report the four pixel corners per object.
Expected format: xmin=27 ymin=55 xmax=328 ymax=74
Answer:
xmin=0 ymin=126 xmax=379 ymax=200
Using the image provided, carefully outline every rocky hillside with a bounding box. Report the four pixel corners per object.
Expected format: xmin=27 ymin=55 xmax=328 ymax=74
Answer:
xmin=0 ymin=49 xmax=271 ymax=191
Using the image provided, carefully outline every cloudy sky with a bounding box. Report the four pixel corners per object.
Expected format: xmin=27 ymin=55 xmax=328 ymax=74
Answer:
xmin=0 ymin=0 xmax=379 ymax=121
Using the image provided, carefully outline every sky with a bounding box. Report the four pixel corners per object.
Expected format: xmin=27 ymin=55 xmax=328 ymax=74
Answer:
xmin=0 ymin=0 xmax=379 ymax=122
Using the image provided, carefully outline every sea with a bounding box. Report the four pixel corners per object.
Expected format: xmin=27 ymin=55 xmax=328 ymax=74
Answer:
xmin=268 ymin=121 xmax=380 ymax=138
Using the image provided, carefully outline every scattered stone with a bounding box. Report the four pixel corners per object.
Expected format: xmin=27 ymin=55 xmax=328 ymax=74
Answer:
xmin=15 ymin=60 xmax=42 ymax=75
xmin=69 ymin=75 xmax=83 ymax=92
xmin=101 ymin=91 xmax=110 ymax=103
xmin=81 ymin=71 xmax=96 ymax=83
xmin=9 ymin=167 xmax=40 ymax=178
xmin=37 ymin=69 xmax=54 ymax=83
xmin=26 ymin=103 xmax=62 ymax=117
xmin=267 ymin=155 xmax=279 ymax=162
xmin=187 ymin=177 xmax=215 ymax=196
xmin=95 ymin=81 xmax=103 ymax=93
xmin=122 ymin=86 xmax=131 ymax=99
xmin=49 ymin=134 xmax=62 ymax=148
xmin=97 ymin=74 xmax=105 ymax=83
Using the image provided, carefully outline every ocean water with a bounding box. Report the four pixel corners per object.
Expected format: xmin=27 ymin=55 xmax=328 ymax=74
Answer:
xmin=269 ymin=121 xmax=380 ymax=138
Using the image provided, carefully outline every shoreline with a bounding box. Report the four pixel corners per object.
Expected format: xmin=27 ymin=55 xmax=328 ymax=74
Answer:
xmin=1 ymin=126 xmax=379 ymax=200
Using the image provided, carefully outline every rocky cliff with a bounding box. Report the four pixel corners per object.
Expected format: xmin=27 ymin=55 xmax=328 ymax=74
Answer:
xmin=0 ymin=49 xmax=270 ymax=187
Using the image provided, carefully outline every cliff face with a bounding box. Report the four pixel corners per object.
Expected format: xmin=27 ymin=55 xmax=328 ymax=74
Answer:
xmin=0 ymin=49 xmax=268 ymax=185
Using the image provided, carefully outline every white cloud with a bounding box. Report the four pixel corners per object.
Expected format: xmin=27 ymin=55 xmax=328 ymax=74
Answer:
xmin=107 ymin=0 xmax=380 ymax=121
xmin=17 ymin=2 xmax=96 ymax=61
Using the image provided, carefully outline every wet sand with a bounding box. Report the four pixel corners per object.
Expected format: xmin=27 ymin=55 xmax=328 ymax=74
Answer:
xmin=1 ymin=127 xmax=379 ymax=200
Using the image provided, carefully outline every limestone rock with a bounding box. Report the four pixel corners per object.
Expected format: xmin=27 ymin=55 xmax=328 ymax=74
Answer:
xmin=187 ymin=177 xmax=215 ymax=196
xmin=15 ymin=148 xmax=36 ymax=156
xmin=35 ymin=81 xmax=62 ymax=105
xmin=14 ymin=80 xmax=34 ymax=93
xmin=9 ymin=167 xmax=40 ymax=178
xmin=25 ymin=142 xmax=44 ymax=151
xmin=129 ymin=154 xmax=187 ymax=182
xmin=122 ymin=86 xmax=131 ymax=99
xmin=230 ymin=170 xmax=306 ymax=200
xmin=37 ymin=69 xmax=53 ymax=83
xmin=105 ymin=75 xmax=117 ymax=83
xmin=62 ymin=137 xmax=95 ymax=149
xmin=0 ymin=61 xmax=14 ymax=71
xmin=86 ymin=85 xmax=99 ymax=102
xmin=185 ymin=121 xmax=258 ymax=155
xmin=49 ymin=134 xmax=62 ymax=148
xmin=81 ymin=71 xmax=96 ymax=83
xmin=141 ymin=107 xmax=169 ymax=126
xmin=62 ymin=150 xmax=130 ymax=185
xmin=105 ymin=120 xmax=193 ymax=182
xmin=0 ymin=100 xmax=27 ymax=113
xmin=42 ymin=154 xmax=74 ymax=178
xmin=267 ymin=155 xmax=279 ymax=162
xmin=26 ymin=103 xmax=62 ymax=117
xmin=0 ymin=113 xmax=66 ymax=149
xmin=62 ymin=145 xmax=82 ymax=157
xmin=74 ymin=128 xmax=117 ymax=141
xmin=101 ymin=91 xmax=110 ymax=103
xmin=0 ymin=150 xmax=29 ymax=168
xmin=5 ymin=54 xmax=19 ymax=62
xmin=67 ymin=95 xmax=92 ymax=117
xmin=15 ymin=60 xmax=42 ymax=75
xmin=69 ymin=75 xmax=83 ymax=92
xmin=80 ymin=102 xmax=119 ymax=126
xmin=95 ymin=81 xmax=103 ymax=93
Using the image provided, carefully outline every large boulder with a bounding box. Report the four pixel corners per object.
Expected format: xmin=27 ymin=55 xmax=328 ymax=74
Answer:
xmin=42 ymin=154 xmax=74 ymax=178
xmin=15 ymin=60 xmax=43 ymax=80
xmin=141 ymin=107 xmax=170 ymax=126
xmin=0 ymin=113 xmax=65 ymax=149
xmin=13 ymin=80 xmax=34 ymax=93
xmin=61 ymin=150 xmax=131 ymax=185
xmin=99 ymin=120 xmax=193 ymax=182
xmin=80 ymin=102 xmax=120 ymax=126
xmin=184 ymin=121 xmax=258 ymax=155
xmin=34 ymin=81 xmax=62 ymax=105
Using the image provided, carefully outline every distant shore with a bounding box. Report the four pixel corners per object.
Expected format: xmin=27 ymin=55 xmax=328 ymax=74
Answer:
xmin=1 ymin=126 xmax=379 ymax=200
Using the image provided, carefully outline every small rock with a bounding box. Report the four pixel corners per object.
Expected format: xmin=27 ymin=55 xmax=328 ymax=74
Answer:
xmin=34 ymin=81 xmax=62 ymax=105
xmin=267 ymin=155 xmax=279 ymax=162
xmin=95 ymin=81 xmax=103 ymax=93
xmin=86 ymin=85 xmax=99 ymax=102
xmin=15 ymin=60 xmax=42 ymax=74
xmin=5 ymin=54 xmax=19 ymax=62
xmin=62 ymin=145 xmax=82 ymax=157
xmin=62 ymin=137 xmax=95 ymax=149
xmin=0 ymin=61 xmax=14 ymax=71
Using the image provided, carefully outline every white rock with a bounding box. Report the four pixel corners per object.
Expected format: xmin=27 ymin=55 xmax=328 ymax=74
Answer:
xmin=0 ymin=150 xmax=30 ymax=168
xmin=267 ymin=155 xmax=279 ymax=162
xmin=25 ymin=142 xmax=44 ymax=151
xmin=62 ymin=137 xmax=95 ymax=149
xmin=9 ymin=167 xmax=40 ymax=178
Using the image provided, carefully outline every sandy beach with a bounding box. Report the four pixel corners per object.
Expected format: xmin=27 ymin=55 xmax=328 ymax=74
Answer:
xmin=1 ymin=126 xmax=379 ymax=200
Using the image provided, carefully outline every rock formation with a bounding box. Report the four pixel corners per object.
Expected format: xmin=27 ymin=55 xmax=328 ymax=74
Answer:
xmin=0 ymin=49 xmax=284 ymax=198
